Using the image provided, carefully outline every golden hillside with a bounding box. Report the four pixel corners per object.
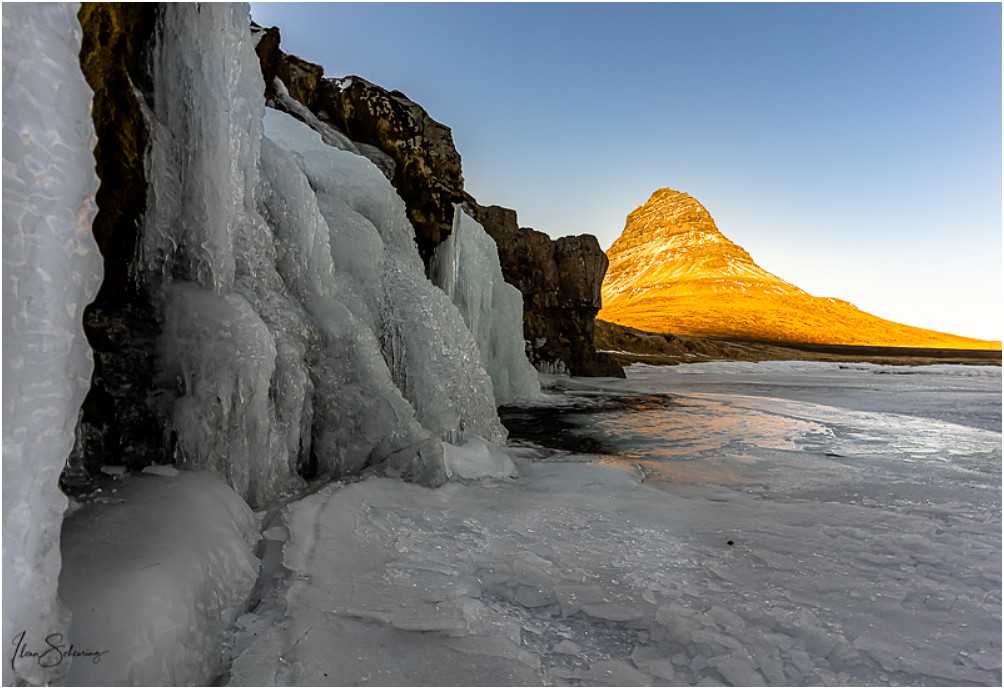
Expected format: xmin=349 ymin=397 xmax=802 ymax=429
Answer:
xmin=599 ymin=188 xmax=1001 ymax=350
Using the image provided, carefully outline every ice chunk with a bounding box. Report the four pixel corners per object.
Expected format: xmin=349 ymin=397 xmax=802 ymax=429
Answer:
xmin=707 ymin=652 xmax=766 ymax=686
xmin=555 ymin=583 xmax=607 ymax=617
xmin=852 ymin=634 xmax=904 ymax=672
xmin=632 ymin=647 xmax=677 ymax=681
xmin=554 ymin=639 xmax=582 ymax=655
xmin=382 ymin=438 xmax=450 ymax=487
xmin=141 ymin=465 xmax=180 ymax=477
xmin=59 ymin=470 xmax=259 ymax=685
xmin=573 ymin=659 xmax=653 ymax=686
xmin=445 ymin=436 xmax=519 ymax=481
xmin=2 ymin=4 xmax=101 ymax=684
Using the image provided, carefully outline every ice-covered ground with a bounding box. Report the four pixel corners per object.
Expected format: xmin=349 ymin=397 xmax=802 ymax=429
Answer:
xmin=226 ymin=362 xmax=1000 ymax=686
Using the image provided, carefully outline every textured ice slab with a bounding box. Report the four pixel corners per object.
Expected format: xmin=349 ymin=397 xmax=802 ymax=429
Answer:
xmin=59 ymin=470 xmax=259 ymax=685
xmin=228 ymin=362 xmax=1001 ymax=686
xmin=431 ymin=208 xmax=541 ymax=405
xmin=2 ymin=4 xmax=102 ymax=685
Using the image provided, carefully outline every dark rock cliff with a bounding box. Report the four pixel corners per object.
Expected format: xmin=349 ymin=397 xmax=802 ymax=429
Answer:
xmin=254 ymin=27 xmax=622 ymax=377
xmin=72 ymin=3 xmax=166 ymax=481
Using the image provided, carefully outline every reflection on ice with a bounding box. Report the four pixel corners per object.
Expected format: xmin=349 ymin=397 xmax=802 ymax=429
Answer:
xmin=229 ymin=362 xmax=1001 ymax=687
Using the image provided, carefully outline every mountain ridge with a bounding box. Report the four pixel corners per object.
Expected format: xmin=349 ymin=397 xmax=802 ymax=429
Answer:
xmin=599 ymin=188 xmax=1001 ymax=351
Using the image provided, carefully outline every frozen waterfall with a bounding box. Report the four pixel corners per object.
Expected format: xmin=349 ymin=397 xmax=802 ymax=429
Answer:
xmin=135 ymin=3 xmax=528 ymax=502
xmin=2 ymin=4 xmax=102 ymax=685
xmin=260 ymin=108 xmax=509 ymax=451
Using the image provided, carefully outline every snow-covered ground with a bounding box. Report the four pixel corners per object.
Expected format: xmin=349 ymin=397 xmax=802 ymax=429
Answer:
xmin=226 ymin=362 xmax=1002 ymax=686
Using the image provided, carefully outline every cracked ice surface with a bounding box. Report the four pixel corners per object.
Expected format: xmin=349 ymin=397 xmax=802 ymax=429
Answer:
xmin=228 ymin=362 xmax=1001 ymax=686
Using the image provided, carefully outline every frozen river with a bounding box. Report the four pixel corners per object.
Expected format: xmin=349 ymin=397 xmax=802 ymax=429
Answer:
xmin=228 ymin=362 xmax=1001 ymax=686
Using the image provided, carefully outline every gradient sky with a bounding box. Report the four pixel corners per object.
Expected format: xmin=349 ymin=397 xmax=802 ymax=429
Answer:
xmin=250 ymin=2 xmax=1002 ymax=341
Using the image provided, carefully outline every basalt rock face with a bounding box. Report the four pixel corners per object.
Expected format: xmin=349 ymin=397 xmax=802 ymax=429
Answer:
xmin=254 ymin=24 xmax=324 ymax=110
xmin=600 ymin=187 xmax=1001 ymax=349
xmin=72 ymin=3 xmax=166 ymax=481
xmin=473 ymin=205 xmax=625 ymax=377
xmin=255 ymin=29 xmax=621 ymax=376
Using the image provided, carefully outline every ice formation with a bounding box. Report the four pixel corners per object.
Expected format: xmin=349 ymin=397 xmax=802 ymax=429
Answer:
xmin=139 ymin=3 xmax=312 ymax=506
xmin=141 ymin=3 xmax=264 ymax=293
xmin=59 ymin=471 xmax=259 ymax=686
xmin=141 ymin=4 xmax=525 ymax=503
xmin=431 ymin=207 xmax=541 ymax=405
xmin=2 ymin=4 xmax=102 ymax=685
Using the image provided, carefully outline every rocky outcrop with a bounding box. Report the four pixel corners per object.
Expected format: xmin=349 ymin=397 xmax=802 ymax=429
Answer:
xmin=254 ymin=27 xmax=622 ymax=376
xmin=473 ymin=205 xmax=624 ymax=377
xmin=253 ymin=23 xmax=324 ymax=110
xmin=600 ymin=187 xmax=1002 ymax=350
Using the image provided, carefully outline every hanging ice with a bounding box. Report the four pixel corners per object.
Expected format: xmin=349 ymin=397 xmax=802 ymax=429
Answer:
xmin=2 ymin=4 xmax=102 ymax=685
xmin=143 ymin=4 xmax=309 ymax=506
xmin=431 ymin=208 xmax=541 ymax=405
xmin=141 ymin=3 xmax=264 ymax=293
xmin=257 ymin=128 xmax=427 ymax=477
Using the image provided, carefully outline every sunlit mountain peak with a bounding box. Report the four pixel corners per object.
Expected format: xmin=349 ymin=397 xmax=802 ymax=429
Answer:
xmin=599 ymin=188 xmax=1001 ymax=350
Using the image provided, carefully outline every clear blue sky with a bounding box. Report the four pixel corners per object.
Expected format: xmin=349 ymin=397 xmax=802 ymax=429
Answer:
xmin=250 ymin=2 xmax=1001 ymax=341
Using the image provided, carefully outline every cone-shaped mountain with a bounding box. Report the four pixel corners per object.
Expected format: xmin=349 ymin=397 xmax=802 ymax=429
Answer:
xmin=600 ymin=188 xmax=1000 ymax=350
